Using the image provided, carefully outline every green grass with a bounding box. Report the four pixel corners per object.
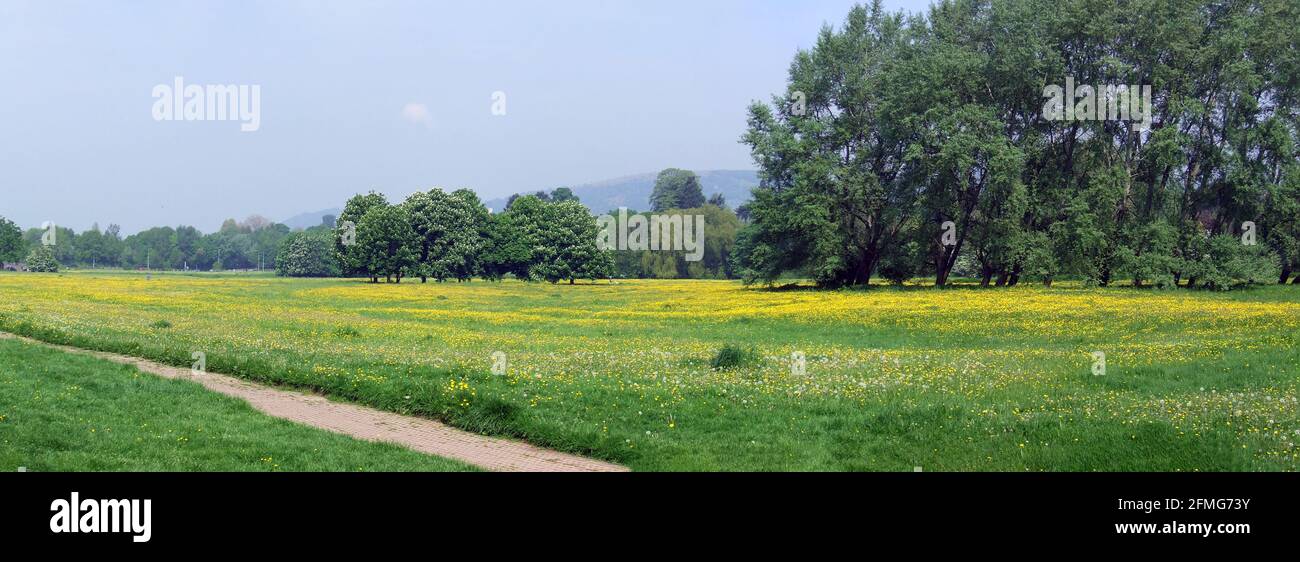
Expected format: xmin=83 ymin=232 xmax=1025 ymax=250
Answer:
xmin=0 ymin=337 xmax=477 ymax=472
xmin=0 ymin=270 xmax=1297 ymax=471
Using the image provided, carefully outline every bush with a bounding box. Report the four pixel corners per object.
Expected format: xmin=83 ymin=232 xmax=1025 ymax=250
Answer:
xmin=878 ymin=241 xmax=922 ymax=285
xmin=1184 ymin=235 xmax=1279 ymax=290
xmin=25 ymin=246 xmax=58 ymax=272
xmin=710 ymin=344 xmax=761 ymax=370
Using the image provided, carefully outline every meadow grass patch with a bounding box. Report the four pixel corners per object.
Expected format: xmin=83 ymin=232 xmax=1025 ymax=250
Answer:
xmin=0 ymin=336 xmax=476 ymax=472
xmin=0 ymin=271 xmax=1297 ymax=471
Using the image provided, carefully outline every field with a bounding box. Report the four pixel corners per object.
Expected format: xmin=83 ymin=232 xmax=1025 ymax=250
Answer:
xmin=2 ymin=270 xmax=1298 ymax=471
xmin=0 ymin=335 xmax=476 ymax=471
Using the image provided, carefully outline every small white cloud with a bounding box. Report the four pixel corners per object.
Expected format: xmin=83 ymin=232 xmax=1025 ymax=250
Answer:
xmin=401 ymin=103 xmax=433 ymax=128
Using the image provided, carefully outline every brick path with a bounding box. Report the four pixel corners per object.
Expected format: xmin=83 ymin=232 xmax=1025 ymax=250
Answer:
xmin=1 ymin=332 xmax=628 ymax=472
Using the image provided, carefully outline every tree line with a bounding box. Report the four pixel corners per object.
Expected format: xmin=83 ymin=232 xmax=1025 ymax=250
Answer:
xmin=735 ymin=0 xmax=1300 ymax=289
xmin=327 ymin=188 xmax=609 ymax=283
xmin=1 ymin=167 xmax=745 ymax=281
xmin=0 ymin=215 xmax=293 ymax=273
xmin=317 ymin=169 xmax=742 ymax=283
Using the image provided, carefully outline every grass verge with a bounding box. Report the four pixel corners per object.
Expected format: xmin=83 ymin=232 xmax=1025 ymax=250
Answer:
xmin=0 ymin=337 xmax=477 ymax=471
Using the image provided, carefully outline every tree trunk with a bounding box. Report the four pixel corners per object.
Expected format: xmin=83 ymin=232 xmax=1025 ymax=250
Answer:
xmin=1292 ymin=274 xmax=1299 ymax=285
xmin=421 ymin=276 xmax=427 ymax=283
xmin=569 ymin=278 xmax=575 ymax=285
xmin=933 ymin=248 xmax=945 ymax=286
xmin=995 ymin=272 xmax=1008 ymax=287
xmin=1007 ymin=274 xmax=1019 ymax=287
xmin=935 ymin=234 xmax=967 ymax=287
xmin=1043 ymin=276 xmax=1053 ymax=288
xmin=851 ymin=248 xmax=877 ymax=286
xmin=1281 ymin=269 xmax=1292 ymax=285
xmin=936 ymin=251 xmax=954 ymax=285
xmin=980 ymin=267 xmax=993 ymax=287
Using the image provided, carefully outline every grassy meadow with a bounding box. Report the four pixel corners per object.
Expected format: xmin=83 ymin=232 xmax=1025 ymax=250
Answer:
xmin=1 ymin=270 xmax=1298 ymax=471
xmin=0 ymin=335 xmax=476 ymax=472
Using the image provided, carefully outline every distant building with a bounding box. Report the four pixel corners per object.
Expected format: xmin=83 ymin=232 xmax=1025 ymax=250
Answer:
xmin=2 ymin=262 xmax=27 ymax=272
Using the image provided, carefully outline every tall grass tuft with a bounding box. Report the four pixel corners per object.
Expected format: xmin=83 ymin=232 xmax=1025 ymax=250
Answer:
xmin=710 ymin=344 xmax=761 ymax=370
xmin=333 ymin=326 xmax=361 ymax=338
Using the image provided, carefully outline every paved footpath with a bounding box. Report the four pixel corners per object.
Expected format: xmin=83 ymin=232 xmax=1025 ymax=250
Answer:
xmin=1 ymin=332 xmax=628 ymax=473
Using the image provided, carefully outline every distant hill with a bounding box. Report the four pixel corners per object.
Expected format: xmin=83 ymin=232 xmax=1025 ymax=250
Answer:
xmin=483 ymin=170 xmax=758 ymax=214
xmin=281 ymin=208 xmax=341 ymax=230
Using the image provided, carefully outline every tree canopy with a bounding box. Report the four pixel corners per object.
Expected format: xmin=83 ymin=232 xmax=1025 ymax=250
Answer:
xmin=0 ymin=216 xmax=23 ymax=263
xmin=735 ymin=0 xmax=1300 ymax=289
xmin=275 ymin=231 xmax=340 ymax=278
xmin=650 ymin=168 xmax=707 ymax=212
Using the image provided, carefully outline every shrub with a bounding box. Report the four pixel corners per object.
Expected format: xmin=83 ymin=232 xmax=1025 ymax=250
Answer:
xmin=710 ymin=344 xmax=761 ymax=370
xmin=25 ymin=246 xmax=58 ymax=272
xmin=149 ymin=319 xmax=172 ymax=329
xmin=1184 ymin=235 xmax=1279 ymax=290
xmin=879 ymin=241 xmax=922 ymax=285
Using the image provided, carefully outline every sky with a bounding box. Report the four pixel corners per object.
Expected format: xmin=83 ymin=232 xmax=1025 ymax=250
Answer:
xmin=0 ymin=0 xmax=932 ymax=234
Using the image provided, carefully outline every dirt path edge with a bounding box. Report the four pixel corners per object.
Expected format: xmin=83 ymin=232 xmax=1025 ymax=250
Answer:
xmin=0 ymin=331 xmax=629 ymax=473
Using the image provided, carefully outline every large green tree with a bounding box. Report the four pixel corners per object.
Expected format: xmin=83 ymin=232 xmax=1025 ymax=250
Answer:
xmin=354 ymin=204 xmax=419 ymax=283
xmin=482 ymin=195 xmax=548 ymax=280
xmin=336 ymin=192 xmax=389 ymax=277
xmin=736 ymin=2 xmax=913 ymax=287
xmin=275 ymin=231 xmax=340 ymax=277
xmin=405 ymin=188 xmax=490 ymax=282
xmin=735 ymin=0 xmax=1299 ymax=290
xmin=649 ymin=169 xmax=706 ymax=212
xmin=531 ymin=200 xmax=612 ymax=283
xmin=0 ymin=216 xmax=23 ymax=263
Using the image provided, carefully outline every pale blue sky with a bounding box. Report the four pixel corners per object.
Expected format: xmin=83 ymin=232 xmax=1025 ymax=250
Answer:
xmin=0 ymin=0 xmax=931 ymax=233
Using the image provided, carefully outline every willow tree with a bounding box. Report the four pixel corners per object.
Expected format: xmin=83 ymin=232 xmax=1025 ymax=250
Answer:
xmin=736 ymin=1 xmax=913 ymax=287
